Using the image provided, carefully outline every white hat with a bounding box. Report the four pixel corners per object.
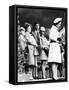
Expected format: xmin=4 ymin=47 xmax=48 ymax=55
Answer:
xmin=54 ymin=18 xmax=62 ymax=24
xmin=40 ymin=26 xmax=45 ymax=31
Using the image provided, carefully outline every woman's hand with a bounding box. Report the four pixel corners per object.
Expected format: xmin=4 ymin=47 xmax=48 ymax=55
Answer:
xmin=44 ymin=47 xmax=49 ymax=50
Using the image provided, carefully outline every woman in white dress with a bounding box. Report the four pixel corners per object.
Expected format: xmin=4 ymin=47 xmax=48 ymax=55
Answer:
xmin=40 ymin=26 xmax=50 ymax=79
xmin=25 ymin=23 xmax=38 ymax=80
xmin=48 ymin=18 xmax=62 ymax=80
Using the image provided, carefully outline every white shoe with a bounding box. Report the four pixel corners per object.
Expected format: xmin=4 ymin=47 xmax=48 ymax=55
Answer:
xmin=54 ymin=77 xmax=59 ymax=80
xmin=28 ymin=73 xmax=34 ymax=80
xmin=29 ymin=76 xmax=34 ymax=80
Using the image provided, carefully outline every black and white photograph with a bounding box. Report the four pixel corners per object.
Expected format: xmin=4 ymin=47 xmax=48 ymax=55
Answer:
xmin=17 ymin=6 xmax=67 ymax=83
xmin=0 ymin=0 xmax=69 ymax=89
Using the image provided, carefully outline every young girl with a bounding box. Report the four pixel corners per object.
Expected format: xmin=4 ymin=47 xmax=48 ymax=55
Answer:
xmin=40 ymin=26 xmax=49 ymax=79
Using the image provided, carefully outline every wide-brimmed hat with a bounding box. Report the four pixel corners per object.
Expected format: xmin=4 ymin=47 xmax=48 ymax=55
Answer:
xmin=53 ymin=18 xmax=62 ymax=24
xmin=40 ymin=26 xmax=45 ymax=31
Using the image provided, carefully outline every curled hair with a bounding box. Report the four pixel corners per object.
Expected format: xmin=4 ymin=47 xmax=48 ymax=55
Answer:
xmin=24 ymin=23 xmax=32 ymax=32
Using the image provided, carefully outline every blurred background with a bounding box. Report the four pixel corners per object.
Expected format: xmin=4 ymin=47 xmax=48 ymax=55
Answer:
xmin=18 ymin=7 xmax=65 ymax=28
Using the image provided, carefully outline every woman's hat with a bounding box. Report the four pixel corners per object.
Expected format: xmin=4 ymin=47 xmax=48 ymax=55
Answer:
xmin=40 ymin=26 xmax=45 ymax=31
xmin=53 ymin=18 xmax=62 ymax=24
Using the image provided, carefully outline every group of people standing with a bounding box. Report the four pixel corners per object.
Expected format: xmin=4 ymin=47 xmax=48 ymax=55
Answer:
xmin=18 ymin=17 xmax=65 ymax=81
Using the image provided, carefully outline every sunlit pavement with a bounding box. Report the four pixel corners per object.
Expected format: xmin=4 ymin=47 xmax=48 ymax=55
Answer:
xmin=18 ymin=73 xmax=65 ymax=82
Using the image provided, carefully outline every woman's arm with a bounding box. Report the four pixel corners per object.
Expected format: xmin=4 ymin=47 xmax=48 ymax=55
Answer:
xmin=26 ymin=33 xmax=38 ymax=47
